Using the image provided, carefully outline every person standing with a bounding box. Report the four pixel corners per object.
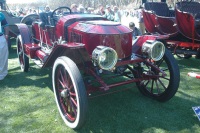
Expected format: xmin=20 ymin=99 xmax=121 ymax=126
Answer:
xmin=129 ymin=22 xmax=141 ymax=39
xmin=103 ymin=5 xmax=114 ymax=21
xmin=0 ymin=12 xmax=8 ymax=80
xmin=44 ymin=5 xmax=51 ymax=13
xmin=96 ymin=5 xmax=104 ymax=16
xmin=136 ymin=7 xmax=145 ymax=34
xmin=70 ymin=4 xmax=78 ymax=13
xmin=113 ymin=6 xmax=121 ymax=22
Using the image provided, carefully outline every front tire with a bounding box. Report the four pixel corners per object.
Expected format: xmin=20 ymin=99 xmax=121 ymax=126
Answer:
xmin=135 ymin=49 xmax=180 ymax=102
xmin=52 ymin=56 xmax=88 ymax=129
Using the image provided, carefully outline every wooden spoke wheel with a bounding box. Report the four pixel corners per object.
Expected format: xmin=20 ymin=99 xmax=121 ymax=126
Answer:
xmin=135 ymin=49 xmax=180 ymax=102
xmin=52 ymin=56 xmax=88 ymax=129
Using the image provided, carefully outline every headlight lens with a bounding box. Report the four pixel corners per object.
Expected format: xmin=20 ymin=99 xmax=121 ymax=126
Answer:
xmin=142 ymin=40 xmax=165 ymax=61
xmin=92 ymin=46 xmax=118 ymax=70
xmin=99 ymin=52 xmax=106 ymax=62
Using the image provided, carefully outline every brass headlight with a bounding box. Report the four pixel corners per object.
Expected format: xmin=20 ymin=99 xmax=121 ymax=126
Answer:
xmin=142 ymin=40 xmax=165 ymax=61
xmin=92 ymin=46 xmax=118 ymax=70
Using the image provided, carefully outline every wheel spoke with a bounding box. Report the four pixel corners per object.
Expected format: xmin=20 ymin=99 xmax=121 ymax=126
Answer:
xmin=60 ymin=98 xmax=67 ymax=113
xmin=162 ymin=68 xmax=169 ymax=71
xmin=59 ymin=68 xmax=67 ymax=87
xmin=156 ymin=59 xmax=164 ymax=67
xmin=59 ymin=67 xmax=73 ymax=90
xmin=70 ymin=97 xmax=77 ymax=107
xmin=67 ymin=99 xmax=71 ymax=113
xmin=62 ymin=68 xmax=68 ymax=85
xmin=58 ymin=89 xmax=63 ymax=92
xmin=161 ymin=77 xmax=170 ymax=81
xmin=58 ymin=78 xmax=65 ymax=89
xmin=68 ymin=84 xmax=73 ymax=91
xmin=70 ymin=100 xmax=77 ymax=116
xmin=18 ymin=51 xmax=23 ymax=56
xmin=144 ymin=80 xmax=150 ymax=87
xmin=158 ymin=78 xmax=167 ymax=90
xmin=151 ymin=80 xmax=154 ymax=93
xmin=64 ymin=100 xmax=76 ymax=121
xmin=66 ymin=74 xmax=72 ymax=89
xmin=69 ymin=92 xmax=76 ymax=96
xmin=155 ymin=80 xmax=160 ymax=94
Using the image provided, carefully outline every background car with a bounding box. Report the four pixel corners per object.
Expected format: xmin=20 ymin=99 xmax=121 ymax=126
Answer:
xmin=143 ymin=0 xmax=200 ymax=59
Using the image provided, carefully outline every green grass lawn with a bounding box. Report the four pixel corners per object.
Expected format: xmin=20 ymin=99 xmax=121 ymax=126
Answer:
xmin=1 ymin=46 xmax=200 ymax=133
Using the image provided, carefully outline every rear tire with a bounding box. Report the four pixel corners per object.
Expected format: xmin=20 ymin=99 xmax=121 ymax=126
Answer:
xmin=16 ymin=35 xmax=29 ymax=72
xmin=21 ymin=14 xmax=39 ymax=25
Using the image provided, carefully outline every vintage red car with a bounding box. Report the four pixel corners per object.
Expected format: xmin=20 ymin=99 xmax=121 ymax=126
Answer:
xmin=15 ymin=6 xmax=180 ymax=129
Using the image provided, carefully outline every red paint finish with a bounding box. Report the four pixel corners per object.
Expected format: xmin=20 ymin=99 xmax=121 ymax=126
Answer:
xmin=156 ymin=16 xmax=178 ymax=37
xmin=68 ymin=20 xmax=132 ymax=59
xmin=32 ymin=22 xmax=40 ymax=41
xmin=35 ymin=50 xmax=48 ymax=62
xmin=143 ymin=10 xmax=160 ymax=33
xmin=167 ymin=40 xmax=200 ymax=49
xmin=24 ymin=43 xmax=41 ymax=58
xmin=32 ymin=22 xmax=54 ymax=46
xmin=143 ymin=2 xmax=178 ymax=37
xmin=132 ymin=35 xmax=168 ymax=54
xmin=16 ymin=24 xmax=32 ymax=44
xmin=55 ymin=14 xmax=106 ymax=40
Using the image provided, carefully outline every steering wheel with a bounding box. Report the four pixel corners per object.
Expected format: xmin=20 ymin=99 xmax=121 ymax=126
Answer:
xmin=50 ymin=6 xmax=71 ymax=26
xmin=51 ymin=6 xmax=71 ymax=19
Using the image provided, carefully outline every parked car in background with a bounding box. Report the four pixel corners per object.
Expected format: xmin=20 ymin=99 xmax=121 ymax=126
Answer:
xmin=142 ymin=0 xmax=200 ymax=80
xmin=0 ymin=0 xmax=39 ymax=50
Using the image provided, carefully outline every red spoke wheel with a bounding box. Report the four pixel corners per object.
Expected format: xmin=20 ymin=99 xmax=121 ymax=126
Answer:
xmin=16 ymin=35 xmax=29 ymax=72
xmin=135 ymin=49 xmax=180 ymax=102
xmin=52 ymin=56 xmax=88 ymax=129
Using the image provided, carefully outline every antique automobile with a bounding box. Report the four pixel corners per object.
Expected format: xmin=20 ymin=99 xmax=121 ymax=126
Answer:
xmin=143 ymin=0 xmax=200 ymax=59
xmin=15 ymin=6 xmax=180 ymax=129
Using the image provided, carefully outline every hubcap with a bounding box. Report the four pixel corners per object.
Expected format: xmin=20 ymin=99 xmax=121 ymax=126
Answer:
xmin=61 ymin=89 xmax=69 ymax=98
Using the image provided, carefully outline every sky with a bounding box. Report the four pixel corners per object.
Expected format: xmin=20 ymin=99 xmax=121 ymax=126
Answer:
xmin=7 ymin=0 xmax=38 ymax=4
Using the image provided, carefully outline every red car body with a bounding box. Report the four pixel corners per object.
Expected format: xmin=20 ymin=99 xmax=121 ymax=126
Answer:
xmin=15 ymin=7 xmax=180 ymax=129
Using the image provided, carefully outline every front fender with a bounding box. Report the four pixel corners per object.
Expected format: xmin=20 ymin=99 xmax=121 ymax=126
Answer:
xmin=15 ymin=23 xmax=32 ymax=44
xmin=42 ymin=42 xmax=91 ymax=68
xmin=132 ymin=35 xmax=168 ymax=54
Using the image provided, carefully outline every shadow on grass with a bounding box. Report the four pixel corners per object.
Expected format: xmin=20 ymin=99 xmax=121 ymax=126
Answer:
xmin=0 ymin=64 xmax=52 ymax=92
xmin=8 ymin=44 xmax=17 ymax=59
xmin=76 ymin=89 xmax=199 ymax=133
xmin=76 ymin=56 xmax=200 ymax=133
xmin=1 ymin=48 xmax=199 ymax=132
